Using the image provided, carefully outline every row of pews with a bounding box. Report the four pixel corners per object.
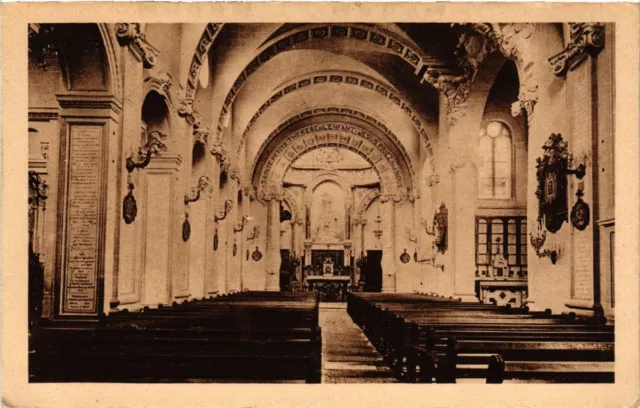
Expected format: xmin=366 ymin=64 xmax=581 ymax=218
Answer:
xmin=30 ymin=291 xmax=322 ymax=383
xmin=347 ymin=292 xmax=614 ymax=383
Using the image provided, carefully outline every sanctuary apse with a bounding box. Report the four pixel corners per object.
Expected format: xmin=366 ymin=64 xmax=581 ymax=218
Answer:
xmin=27 ymin=22 xmax=615 ymax=323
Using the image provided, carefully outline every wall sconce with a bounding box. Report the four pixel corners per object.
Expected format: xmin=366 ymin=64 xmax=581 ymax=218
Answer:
xmin=123 ymin=130 xmax=167 ymax=224
xmin=530 ymin=222 xmax=558 ymax=264
xmin=126 ymin=130 xmax=167 ymax=173
xmin=421 ymin=217 xmax=435 ymax=236
xmin=406 ymin=227 xmax=417 ymax=243
xmin=247 ymin=225 xmax=260 ymax=241
xmin=184 ymin=175 xmax=210 ymax=205
xmin=214 ymin=199 xmax=233 ymax=223
xmin=234 ymin=215 xmax=249 ymax=233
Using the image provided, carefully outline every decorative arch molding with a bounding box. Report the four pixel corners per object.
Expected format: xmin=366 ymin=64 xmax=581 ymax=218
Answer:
xmin=213 ymin=23 xmax=443 ymax=139
xmin=355 ymin=188 xmax=381 ymax=220
xmin=143 ymin=73 xmax=176 ymax=122
xmin=183 ymin=23 xmax=224 ymax=101
xmin=239 ymin=71 xmax=434 ymax=155
xmin=422 ymin=23 xmax=542 ymax=126
xmin=252 ymin=122 xmax=414 ymax=203
xmin=240 ymin=105 xmax=418 ymax=178
xmin=282 ymin=188 xmax=302 ymax=223
xmin=98 ymin=24 xmax=124 ymax=100
xmin=303 ymin=171 xmax=354 ymax=208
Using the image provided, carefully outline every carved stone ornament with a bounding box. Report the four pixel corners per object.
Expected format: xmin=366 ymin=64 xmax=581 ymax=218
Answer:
xmin=115 ymin=23 xmax=159 ymax=69
xmin=423 ymin=69 xmax=469 ymax=127
xmin=535 ymin=133 xmax=586 ymax=233
xmin=570 ymin=189 xmax=590 ymax=231
xmin=511 ymin=83 xmax=538 ymax=118
xmin=399 ymin=249 xmax=411 ymax=264
xmin=193 ymin=127 xmax=209 ymax=146
xmin=184 ymin=175 xmax=210 ymax=205
xmin=122 ymin=183 xmax=137 ymax=225
xmin=252 ymin=246 xmax=263 ymax=262
xmin=470 ymin=23 xmax=535 ymax=64
xmin=548 ymin=23 xmax=605 ymax=77
xmin=182 ymin=214 xmax=191 ymax=242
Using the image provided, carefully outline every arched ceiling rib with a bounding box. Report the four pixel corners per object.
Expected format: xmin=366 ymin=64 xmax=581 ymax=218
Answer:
xmin=208 ymin=23 xmax=456 ymax=138
xmin=237 ymin=70 xmax=434 ymax=160
xmin=247 ymin=106 xmax=416 ymax=178
xmin=251 ymin=120 xmax=415 ymax=201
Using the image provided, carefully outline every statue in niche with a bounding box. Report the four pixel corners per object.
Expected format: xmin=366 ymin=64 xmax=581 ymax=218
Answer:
xmin=315 ymin=193 xmax=342 ymax=241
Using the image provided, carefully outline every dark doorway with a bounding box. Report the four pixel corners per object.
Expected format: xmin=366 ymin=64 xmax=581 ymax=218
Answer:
xmin=363 ymin=250 xmax=382 ymax=292
xmin=280 ymin=249 xmax=292 ymax=290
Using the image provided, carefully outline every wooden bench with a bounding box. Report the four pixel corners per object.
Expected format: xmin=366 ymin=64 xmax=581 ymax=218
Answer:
xmin=347 ymin=292 xmax=614 ymax=384
xmin=30 ymin=291 xmax=322 ymax=383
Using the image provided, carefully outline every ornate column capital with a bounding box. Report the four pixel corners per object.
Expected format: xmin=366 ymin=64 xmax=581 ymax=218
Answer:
xmin=193 ymin=126 xmax=209 ymax=146
xmin=115 ymin=23 xmax=159 ymax=69
xmin=511 ymin=82 xmax=538 ymax=119
xmin=178 ymin=99 xmax=205 ymax=130
xmin=242 ymin=185 xmax=256 ymax=201
xmin=470 ymin=23 xmax=535 ymax=64
xmin=548 ymin=23 xmax=605 ymax=77
xmin=229 ymin=164 xmax=241 ymax=183
xmin=426 ymin=174 xmax=440 ymax=187
xmin=423 ymin=69 xmax=470 ymax=127
xmin=353 ymin=218 xmax=367 ymax=226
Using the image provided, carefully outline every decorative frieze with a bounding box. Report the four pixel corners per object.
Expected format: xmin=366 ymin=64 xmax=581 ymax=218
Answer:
xmin=115 ymin=23 xmax=159 ymax=69
xmin=548 ymin=23 xmax=605 ymax=77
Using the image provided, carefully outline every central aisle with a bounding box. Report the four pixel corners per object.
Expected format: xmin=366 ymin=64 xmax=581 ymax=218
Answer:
xmin=318 ymin=302 xmax=397 ymax=383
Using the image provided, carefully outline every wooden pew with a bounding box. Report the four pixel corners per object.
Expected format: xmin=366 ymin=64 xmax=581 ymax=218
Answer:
xmin=30 ymin=292 xmax=322 ymax=383
xmin=347 ymin=292 xmax=614 ymax=384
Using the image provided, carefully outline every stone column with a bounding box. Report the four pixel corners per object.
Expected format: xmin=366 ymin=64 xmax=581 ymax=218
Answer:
xmin=265 ymin=196 xmax=281 ymax=291
xmin=204 ymin=144 xmax=222 ymax=296
xmin=380 ymin=195 xmax=397 ymax=292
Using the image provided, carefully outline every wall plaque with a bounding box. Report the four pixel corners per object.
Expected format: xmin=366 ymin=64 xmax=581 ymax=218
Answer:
xmin=61 ymin=125 xmax=104 ymax=315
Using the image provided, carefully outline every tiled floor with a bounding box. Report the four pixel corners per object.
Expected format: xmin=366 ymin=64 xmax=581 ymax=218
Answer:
xmin=319 ymin=302 xmax=397 ymax=383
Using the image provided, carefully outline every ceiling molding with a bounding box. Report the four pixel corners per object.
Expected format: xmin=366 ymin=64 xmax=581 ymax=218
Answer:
xmin=238 ymin=71 xmax=434 ymax=157
xmin=212 ymin=24 xmax=456 ymax=142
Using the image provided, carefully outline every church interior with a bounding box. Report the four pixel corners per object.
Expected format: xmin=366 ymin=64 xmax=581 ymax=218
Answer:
xmin=27 ymin=22 xmax=616 ymax=383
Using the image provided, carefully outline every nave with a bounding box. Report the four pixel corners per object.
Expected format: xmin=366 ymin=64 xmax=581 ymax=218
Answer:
xmin=29 ymin=290 xmax=613 ymax=384
xmin=25 ymin=22 xmax=617 ymax=385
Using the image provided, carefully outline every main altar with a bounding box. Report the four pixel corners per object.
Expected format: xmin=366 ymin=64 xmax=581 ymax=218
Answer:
xmin=299 ymin=190 xmax=357 ymax=301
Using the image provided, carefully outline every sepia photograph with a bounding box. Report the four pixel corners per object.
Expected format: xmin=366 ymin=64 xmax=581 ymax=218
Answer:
xmin=2 ymin=2 xmax=639 ymax=407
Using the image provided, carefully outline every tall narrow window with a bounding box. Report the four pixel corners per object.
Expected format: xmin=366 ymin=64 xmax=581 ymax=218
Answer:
xmin=478 ymin=121 xmax=512 ymax=199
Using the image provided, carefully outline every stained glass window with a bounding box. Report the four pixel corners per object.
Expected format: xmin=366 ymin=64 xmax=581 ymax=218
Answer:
xmin=478 ymin=121 xmax=513 ymax=199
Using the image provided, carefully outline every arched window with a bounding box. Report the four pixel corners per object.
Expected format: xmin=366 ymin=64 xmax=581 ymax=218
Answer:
xmin=478 ymin=121 xmax=512 ymax=199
